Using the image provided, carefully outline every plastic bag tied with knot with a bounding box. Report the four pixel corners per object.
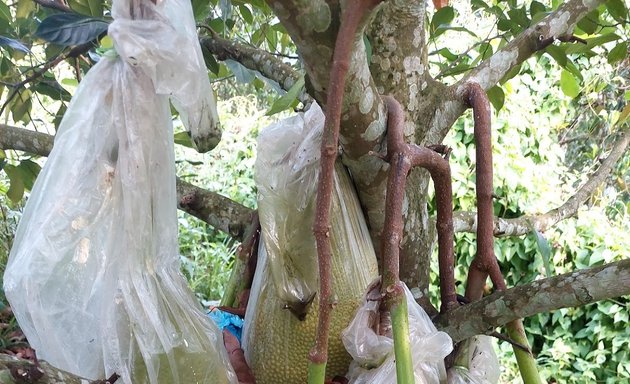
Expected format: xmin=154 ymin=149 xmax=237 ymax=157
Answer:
xmin=3 ymin=0 xmax=236 ymax=383
xmin=342 ymin=283 xmax=453 ymax=384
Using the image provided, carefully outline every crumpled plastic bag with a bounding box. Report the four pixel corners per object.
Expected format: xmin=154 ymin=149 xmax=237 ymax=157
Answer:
xmin=447 ymin=336 xmax=500 ymax=384
xmin=242 ymin=103 xmax=379 ymax=383
xmin=342 ymin=283 xmax=453 ymax=384
xmin=3 ymin=0 xmax=235 ymax=383
xmin=253 ymin=102 xmax=324 ymax=308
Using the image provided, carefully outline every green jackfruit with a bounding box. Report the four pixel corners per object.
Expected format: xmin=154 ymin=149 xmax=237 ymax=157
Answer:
xmin=242 ymin=165 xmax=378 ymax=384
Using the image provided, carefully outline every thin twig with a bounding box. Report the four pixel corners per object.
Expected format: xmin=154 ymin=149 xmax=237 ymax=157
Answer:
xmin=0 ymin=43 xmax=93 ymax=117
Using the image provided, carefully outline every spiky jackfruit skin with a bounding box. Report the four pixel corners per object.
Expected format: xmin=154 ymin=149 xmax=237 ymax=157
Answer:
xmin=243 ymin=167 xmax=379 ymax=384
xmin=243 ymin=276 xmax=368 ymax=383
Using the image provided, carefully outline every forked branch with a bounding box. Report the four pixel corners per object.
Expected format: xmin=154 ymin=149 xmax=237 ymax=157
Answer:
xmin=461 ymin=82 xmax=541 ymax=383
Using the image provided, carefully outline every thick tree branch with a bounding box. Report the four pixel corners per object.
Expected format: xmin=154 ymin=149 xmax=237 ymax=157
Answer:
xmin=0 ymin=124 xmax=254 ymax=240
xmin=451 ymin=128 xmax=630 ymax=236
xmin=429 ymin=0 xmax=606 ymax=141
xmin=200 ymin=34 xmax=310 ymax=103
xmin=177 ymin=178 xmax=254 ymax=240
xmin=436 ymin=258 xmax=630 ymax=343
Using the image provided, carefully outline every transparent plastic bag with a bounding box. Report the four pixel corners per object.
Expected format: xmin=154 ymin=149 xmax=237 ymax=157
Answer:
xmin=447 ymin=336 xmax=500 ymax=384
xmin=243 ymin=103 xmax=379 ymax=383
xmin=342 ymin=283 xmax=453 ymax=384
xmin=253 ymin=102 xmax=325 ymax=308
xmin=3 ymin=0 xmax=235 ymax=383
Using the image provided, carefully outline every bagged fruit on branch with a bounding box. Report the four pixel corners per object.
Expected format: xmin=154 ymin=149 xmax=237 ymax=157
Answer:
xmin=342 ymin=283 xmax=453 ymax=383
xmin=3 ymin=0 xmax=235 ymax=382
xmin=243 ymin=103 xmax=379 ymax=383
xmin=447 ymin=336 xmax=500 ymax=384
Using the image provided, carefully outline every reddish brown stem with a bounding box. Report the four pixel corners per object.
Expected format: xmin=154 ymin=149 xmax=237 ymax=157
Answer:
xmin=381 ymin=96 xmax=457 ymax=312
xmin=310 ymin=0 xmax=382 ymax=367
xmin=463 ymin=83 xmax=507 ymax=302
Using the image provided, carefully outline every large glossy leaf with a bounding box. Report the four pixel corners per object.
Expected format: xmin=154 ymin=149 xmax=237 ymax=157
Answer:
xmin=35 ymin=13 xmax=109 ymax=47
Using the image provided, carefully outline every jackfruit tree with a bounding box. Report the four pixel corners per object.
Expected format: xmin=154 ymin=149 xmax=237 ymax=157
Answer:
xmin=0 ymin=0 xmax=629 ymax=383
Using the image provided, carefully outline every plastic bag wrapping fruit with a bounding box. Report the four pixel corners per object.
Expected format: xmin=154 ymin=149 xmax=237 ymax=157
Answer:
xmin=447 ymin=336 xmax=500 ymax=384
xmin=342 ymin=283 xmax=453 ymax=384
xmin=3 ymin=0 xmax=235 ymax=383
xmin=252 ymin=102 xmax=324 ymax=308
xmin=243 ymin=103 xmax=379 ymax=383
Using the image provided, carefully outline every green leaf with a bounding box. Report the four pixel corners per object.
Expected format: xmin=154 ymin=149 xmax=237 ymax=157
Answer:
xmin=17 ymin=160 xmax=41 ymax=190
xmin=67 ymin=0 xmax=92 ymax=15
xmin=566 ymin=33 xmax=621 ymax=54
xmin=192 ymin=0 xmax=211 ymax=20
xmin=239 ymin=5 xmax=253 ymax=24
xmin=3 ymin=165 xmax=25 ymax=203
xmin=10 ymin=89 xmax=32 ymax=123
xmin=534 ymin=231 xmax=553 ymax=277
xmin=545 ymin=45 xmax=567 ymax=67
xmin=478 ymin=42 xmax=493 ymax=60
xmin=0 ymin=3 xmax=11 ymax=22
xmin=607 ymin=42 xmax=627 ymax=64
xmin=529 ymin=1 xmax=546 ymax=17
xmin=606 ymin=0 xmax=627 ymax=22
xmin=16 ymin=0 xmax=36 ymax=19
xmin=35 ymin=14 xmax=109 ymax=47
xmin=224 ymin=59 xmax=256 ymax=83
xmin=87 ymin=0 xmax=103 ymax=17
xmin=174 ymin=131 xmax=194 ymax=148
xmin=266 ymin=76 xmax=304 ymax=116
xmin=31 ymin=75 xmax=72 ymax=102
xmin=508 ymin=7 xmax=530 ymax=29
xmin=486 ymin=86 xmax=505 ymax=112
xmin=430 ymin=6 xmax=455 ymax=34
xmin=434 ymin=48 xmax=458 ymax=61
xmin=576 ymin=10 xmax=599 ymax=35
xmin=201 ymin=45 xmax=220 ymax=75
xmin=560 ymin=70 xmax=580 ymax=98
xmin=0 ymin=36 xmax=30 ymax=53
